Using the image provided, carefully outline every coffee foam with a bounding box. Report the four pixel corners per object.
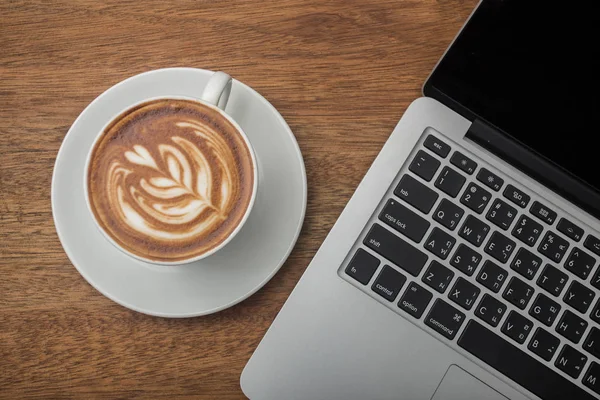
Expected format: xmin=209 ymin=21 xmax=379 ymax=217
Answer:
xmin=87 ymin=99 xmax=255 ymax=262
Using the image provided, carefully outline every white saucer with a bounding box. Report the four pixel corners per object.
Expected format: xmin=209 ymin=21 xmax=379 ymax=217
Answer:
xmin=52 ymin=68 xmax=307 ymax=317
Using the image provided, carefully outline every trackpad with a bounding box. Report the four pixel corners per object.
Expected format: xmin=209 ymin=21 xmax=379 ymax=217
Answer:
xmin=431 ymin=365 xmax=508 ymax=400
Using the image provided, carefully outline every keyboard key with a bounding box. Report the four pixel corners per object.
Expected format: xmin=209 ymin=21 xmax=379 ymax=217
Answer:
xmin=529 ymin=327 xmax=560 ymax=361
xmin=530 ymin=201 xmax=557 ymax=225
xmin=458 ymin=321 xmax=596 ymax=400
xmin=460 ymin=182 xmax=491 ymax=214
xmin=557 ymin=218 xmax=584 ymax=242
xmin=584 ymin=234 xmax=600 ymax=257
xmin=477 ymin=260 xmax=507 ymax=293
xmin=432 ymin=199 xmax=464 ymax=231
xmin=434 ymin=166 xmax=466 ymax=198
xmin=450 ymin=244 xmax=481 ymax=276
xmin=592 ymin=267 xmax=600 ymax=291
xmin=345 ymin=249 xmax=379 ymax=285
xmin=422 ymin=261 xmax=454 ymax=293
xmin=398 ymin=282 xmax=432 ymax=319
xmin=583 ymin=362 xmax=600 ymax=396
xmin=529 ymin=293 xmax=561 ymax=326
xmin=379 ymin=199 xmax=430 ymax=243
xmin=512 ymin=215 xmax=543 ymax=247
xmin=477 ymin=167 xmax=504 ymax=192
xmin=394 ymin=175 xmax=439 ymax=214
xmin=537 ymin=264 xmax=568 ymax=297
xmin=484 ymin=231 xmax=516 ymax=264
xmin=364 ymin=224 xmax=428 ymax=277
xmin=555 ymin=345 xmax=587 ymax=379
xmin=539 ymin=231 xmax=569 ymax=263
xmin=425 ymin=299 xmax=465 ymax=340
xmin=556 ymin=310 xmax=588 ymax=344
xmin=448 ymin=277 xmax=480 ymax=310
xmin=486 ymin=199 xmax=516 ymax=230
xmin=591 ymin=299 xmax=600 ymax=324
xmin=502 ymin=310 xmax=534 ymax=344
xmin=475 ymin=293 xmax=506 ymax=327
xmin=409 ymin=150 xmax=440 ymax=182
xmin=564 ymin=281 xmax=595 ymax=314
xmin=511 ymin=248 xmax=542 ymax=280
xmin=583 ymin=327 xmax=600 ymax=359
xmin=423 ymin=134 xmax=450 ymax=158
xmin=503 ymin=184 xmax=530 ymax=208
xmin=371 ymin=265 xmax=406 ymax=302
xmin=458 ymin=215 xmax=490 ymax=247
xmin=424 ymin=227 xmax=456 ymax=260
xmin=450 ymin=151 xmax=477 ymax=175
xmin=503 ymin=277 xmax=534 ymax=310
xmin=564 ymin=248 xmax=596 ymax=279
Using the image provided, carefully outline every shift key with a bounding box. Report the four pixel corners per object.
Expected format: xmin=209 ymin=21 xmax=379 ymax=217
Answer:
xmin=379 ymin=199 xmax=431 ymax=242
xmin=394 ymin=174 xmax=439 ymax=214
xmin=364 ymin=224 xmax=429 ymax=276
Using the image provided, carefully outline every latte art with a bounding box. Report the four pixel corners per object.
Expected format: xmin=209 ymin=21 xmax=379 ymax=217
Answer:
xmin=87 ymin=99 xmax=255 ymax=262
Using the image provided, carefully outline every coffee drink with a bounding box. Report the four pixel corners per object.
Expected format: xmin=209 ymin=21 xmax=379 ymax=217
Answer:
xmin=87 ymin=99 xmax=255 ymax=262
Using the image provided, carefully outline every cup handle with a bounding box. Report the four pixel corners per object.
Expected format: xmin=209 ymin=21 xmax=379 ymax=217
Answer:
xmin=201 ymin=71 xmax=232 ymax=110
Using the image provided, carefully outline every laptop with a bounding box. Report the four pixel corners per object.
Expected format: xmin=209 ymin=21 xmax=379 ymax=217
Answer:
xmin=241 ymin=2 xmax=600 ymax=399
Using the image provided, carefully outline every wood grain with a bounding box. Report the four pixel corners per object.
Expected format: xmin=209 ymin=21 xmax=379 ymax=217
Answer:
xmin=0 ymin=0 xmax=478 ymax=398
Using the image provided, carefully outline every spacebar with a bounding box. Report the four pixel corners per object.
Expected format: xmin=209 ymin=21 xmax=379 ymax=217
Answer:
xmin=458 ymin=320 xmax=595 ymax=400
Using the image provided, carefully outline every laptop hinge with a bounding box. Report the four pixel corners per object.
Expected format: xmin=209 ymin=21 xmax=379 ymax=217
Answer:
xmin=466 ymin=119 xmax=600 ymax=221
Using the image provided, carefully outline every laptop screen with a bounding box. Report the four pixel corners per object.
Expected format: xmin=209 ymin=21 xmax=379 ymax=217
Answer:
xmin=425 ymin=1 xmax=600 ymax=193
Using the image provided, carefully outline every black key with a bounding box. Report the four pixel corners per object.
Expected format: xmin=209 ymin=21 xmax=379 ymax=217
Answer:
xmin=539 ymin=231 xmax=570 ymax=263
xmin=512 ymin=215 xmax=543 ymax=247
xmin=564 ymin=281 xmax=595 ymax=314
xmin=364 ymin=224 xmax=428 ymax=277
xmin=476 ymin=260 xmax=507 ymax=293
xmin=511 ymin=248 xmax=542 ymax=280
xmin=591 ymin=299 xmax=600 ymax=324
xmin=434 ymin=167 xmax=466 ymax=198
xmin=460 ymin=183 xmax=491 ymax=214
xmin=458 ymin=215 xmax=490 ymax=247
xmin=379 ymin=199 xmax=430 ymax=243
xmin=371 ymin=265 xmax=406 ymax=302
xmin=484 ymin=231 xmax=516 ymax=264
xmin=529 ymin=327 xmax=560 ymax=361
xmin=486 ymin=199 xmax=516 ymax=230
xmin=530 ymin=201 xmax=557 ymax=225
xmin=583 ymin=362 xmax=600 ymax=396
xmin=432 ymin=199 xmax=464 ymax=231
xmin=537 ymin=264 xmax=568 ymax=297
xmin=564 ymin=248 xmax=596 ymax=280
xmin=502 ymin=310 xmax=534 ymax=344
xmin=503 ymin=277 xmax=534 ymax=310
xmin=345 ymin=249 xmax=379 ymax=285
xmin=423 ymin=134 xmax=451 ymax=158
xmin=450 ymin=151 xmax=477 ymax=175
xmin=425 ymin=299 xmax=465 ymax=340
xmin=458 ymin=321 xmax=596 ymax=400
xmin=584 ymin=234 xmax=600 ymax=257
xmin=557 ymin=218 xmax=584 ymax=242
xmin=448 ymin=277 xmax=480 ymax=310
xmin=398 ymin=282 xmax=432 ymax=319
xmin=450 ymin=244 xmax=481 ymax=276
xmin=409 ymin=150 xmax=440 ymax=182
xmin=556 ymin=310 xmax=588 ymax=344
xmin=394 ymin=175 xmax=439 ymax=214
xmin=583 ymin=327 xmax=600 ymax=359
xmin=422 ymin=261 xmax=454 ymax=293
xmin=474 ymin=294 xmax=506 ymax=327
xmin=503 ymin=184 xmax=530 ymax=208
xmin=529 ymin=293 xmax=561 ymax=326
xmin=477 ymin=167 xmax=504 ymax=192
xmin=424 ymin=227 xmax=456 ymax=260
xmin=555 ymin=345 xmax=587 ymax=379
xmin=592 ymin=267 xmax=600 ymax=291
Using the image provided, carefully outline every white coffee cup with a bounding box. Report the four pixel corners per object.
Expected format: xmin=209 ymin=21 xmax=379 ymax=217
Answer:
xmin=84 ymin=72 xmax=258 ymax=265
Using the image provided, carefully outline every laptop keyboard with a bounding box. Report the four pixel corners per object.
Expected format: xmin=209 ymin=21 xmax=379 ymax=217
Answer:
xmin=340 ymin=131 xmax=600 ymax=399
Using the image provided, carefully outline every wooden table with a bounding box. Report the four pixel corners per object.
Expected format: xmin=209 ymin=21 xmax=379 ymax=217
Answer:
xmin=0 ymin=1 xmax=478 ymax=398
